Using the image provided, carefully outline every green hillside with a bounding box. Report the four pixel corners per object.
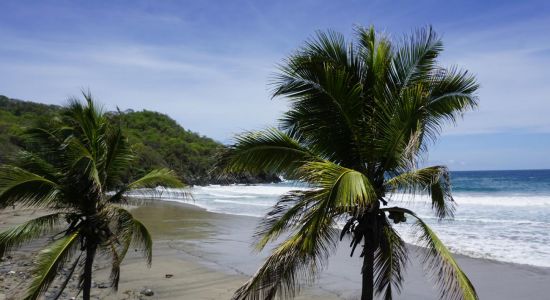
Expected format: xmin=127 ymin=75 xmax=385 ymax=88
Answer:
xmin=111 ymin=109 xmax=223 ymax=185
xmin=0 ymin=96 xmax=59 ymax=163
xmin=0 ymin=95 xmax=278 ymax=185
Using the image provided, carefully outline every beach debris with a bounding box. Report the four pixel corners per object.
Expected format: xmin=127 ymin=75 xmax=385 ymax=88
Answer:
xmin=165 ymin=274 xmax=173 ymax=278
xmin=7 ymin=271 xmax=15 ymax=275
xmin=140 ymin=288 xmax=154 ymax=296
xmin=98 ymin=283 xmax=108 ymax=289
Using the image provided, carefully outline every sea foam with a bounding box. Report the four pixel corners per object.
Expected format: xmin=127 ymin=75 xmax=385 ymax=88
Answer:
xmin=151 ymin=180 xmax=550 ymax=267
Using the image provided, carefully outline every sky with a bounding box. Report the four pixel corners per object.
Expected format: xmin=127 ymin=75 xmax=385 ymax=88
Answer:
xmin=0 ymin=0 xmax=549 ymax=171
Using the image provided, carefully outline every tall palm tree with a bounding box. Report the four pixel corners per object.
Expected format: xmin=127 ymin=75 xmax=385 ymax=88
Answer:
xmin=0 ymin=93 xmax=184 ymax=300
xmin=223 ymin=26 xmax=479 ymax=300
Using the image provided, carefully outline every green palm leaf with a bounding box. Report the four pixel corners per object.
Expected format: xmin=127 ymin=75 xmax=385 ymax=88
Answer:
xmin=299 ymin=160 xmax=377 ymax=210
xmin=103 ymin=126 xmax=134 ymax=189
xmin=233 ymin=197 xmax=338 ymax=300
xmin=106 ymin=206 xmax=153 ymax=265
xmin=127 ymin=168 xmax=183 ymax=190
xmin=386 ymin=166 xmax=455 ymax=219
xmin=383 ymin=207 xmax=477 ymax=300
xmin=374 ymin=219 xmax=408 ymax=300
xmin=0 ymin=213 xmax=63 ymax=258
xmin=221 ymin=128 xmax=322 ymax=178
xmin=390 ymin=26 xmax=443 ymax=92
xmin=0 ymin=166 xmax=60 ymax=208
xmin=254 ymin=190 xmax=326 ymax=251
xmin=24 ymin=231 xmax=80 ymax=300
xmin=427 ymin=67 xmax=479 ymax=125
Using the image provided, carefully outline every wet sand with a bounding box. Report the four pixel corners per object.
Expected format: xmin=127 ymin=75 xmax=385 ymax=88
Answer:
xmin=1 ymin=201 xmax=550 ymax=299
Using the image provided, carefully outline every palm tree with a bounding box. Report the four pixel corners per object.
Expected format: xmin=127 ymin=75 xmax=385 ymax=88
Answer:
xmin=222 ymin=26 xmax=479 ymax=300
xmin=0 ymin=92 xmax=184 ymax=300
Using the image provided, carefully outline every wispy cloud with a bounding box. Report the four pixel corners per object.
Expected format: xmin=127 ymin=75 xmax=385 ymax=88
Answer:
xmin=0 ymin=0 xmax=549 ymax=147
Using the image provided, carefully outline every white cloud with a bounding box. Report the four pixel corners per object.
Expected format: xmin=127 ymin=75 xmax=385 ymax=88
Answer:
xmin=1 ymin=8 xmax=549 ymax=143
xmin=0 ymin=36 xmax=287 ymax=142
xmin=439 ymin=20 xmax=550 ymax=135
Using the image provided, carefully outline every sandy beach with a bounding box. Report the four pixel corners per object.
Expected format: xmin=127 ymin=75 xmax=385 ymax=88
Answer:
xmin=1 ymin=200 xmax=550 ymax=300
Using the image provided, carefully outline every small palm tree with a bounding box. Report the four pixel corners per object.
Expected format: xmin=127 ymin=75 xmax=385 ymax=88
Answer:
xmin=223 ymin=26 xmax=479 ymax=300
xmin=0 ymin=93 xmax=183 ymax=300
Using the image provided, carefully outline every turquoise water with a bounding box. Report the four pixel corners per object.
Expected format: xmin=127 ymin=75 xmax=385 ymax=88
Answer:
xmin=159 ymin=170 xmax=550 ymax=267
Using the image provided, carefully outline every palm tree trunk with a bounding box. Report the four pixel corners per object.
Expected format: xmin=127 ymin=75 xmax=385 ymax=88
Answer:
xmin=82 ymin=244 xmax=97 ymax=300
xmin=361 ymin=237 xmax=375 ymax=300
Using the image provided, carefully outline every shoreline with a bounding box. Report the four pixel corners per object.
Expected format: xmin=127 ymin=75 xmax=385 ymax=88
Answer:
xmin=142 ymin=196 xmax=550 ymax=269
xmin=1 ymin=201 xmax=550 ymax=299
xmin=129 ymin=200 xmax=550 ymax=300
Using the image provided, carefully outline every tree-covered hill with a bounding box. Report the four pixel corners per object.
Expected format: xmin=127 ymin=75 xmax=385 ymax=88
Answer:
xmin=0 ymin=95 xmax=278 ymax=185
xmin=0 ymin=96 xmax=59 ymax=163
xmin=110 ymin=109 xmax=223 ymax=185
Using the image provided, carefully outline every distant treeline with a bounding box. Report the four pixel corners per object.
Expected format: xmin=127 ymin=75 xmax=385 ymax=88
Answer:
xmin=0 ymin=95 xmax=279 ymax=185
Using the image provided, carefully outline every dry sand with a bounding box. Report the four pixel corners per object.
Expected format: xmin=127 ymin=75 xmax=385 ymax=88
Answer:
xmin=1 ymin=201 xmax=550 ymax=299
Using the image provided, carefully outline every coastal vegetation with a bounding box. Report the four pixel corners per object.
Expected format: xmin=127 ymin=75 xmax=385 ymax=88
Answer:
xmin=0 ymin=93 xmax=183 ymax=299
xmin=223 ymin=26 xmax=479 ymax=300
xmin=0 ymin=95 xmax=229 ymax=185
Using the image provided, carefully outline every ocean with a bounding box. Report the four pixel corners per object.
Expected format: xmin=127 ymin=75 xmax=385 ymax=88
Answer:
xmin=160 ymin=169 xmax=550 ymax=267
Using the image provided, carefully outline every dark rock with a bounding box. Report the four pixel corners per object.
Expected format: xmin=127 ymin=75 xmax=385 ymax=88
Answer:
xmin=165 ymin=274 xmax=173 ymax=278
xmin=210 ymin=172 xmax=281 ymax=185
xmin=140 ymin=288 xmax=154 ymax=296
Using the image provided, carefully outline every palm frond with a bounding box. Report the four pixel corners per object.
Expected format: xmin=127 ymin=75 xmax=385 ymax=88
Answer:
xmin=233 ymin=198 xmax=338 ymax=300
xmin=386 ymin=166 xmax=455 ymax=219
xmin=426 ymin=66 xmax=479 ymax=125
xmin=222 ymin=128 xmax=321 ymax=178
xmin=272 ymin=32 xmax=367 ymax=167
xmin=355 ymin=25 xmax=392 ymax=101
xmin=106 ymin=238 xmax=130 ymax=291
xmin=254 ymin=189 xmax=326 ymax=251
xmin=390 ymin=26 xmax=443 ymax=92
xmin=62 ymin=135 xmax=101 ymax=188
xmin=0 ymin=166 xmax=60 ymax=208
xmin=19 ymin=125 xmax=66 ymax=163
xmin=52 ymin=253 xmax=83 ymax=300
xmin=102 ymin=125 xmax=134 ymax=189
xmin=127 ymin=168 xmax=183 ymax=190
xmin=374 ymin=217 xmax=408 ymax=300
xmin=0 ymin=213 xmax=63 ymax=258
xmin=106 ymin=206 xmax=153 ymax=265
xmin=106 ymin=168 xmax=185 ymax=204
xmin=299 ymin=160 xmax=377 ymax=210
xmin=130 ymin=218 xmax=153 ymax=266
xmin=23 ymin=231 xmax=80 ymax=300
xmin=382 ymin=207 xmax=478 ymax=300
xmin=63 ymin=91 xmax=106 ymax=152
xmin=13 ymin=151 xmax=60 ymax=182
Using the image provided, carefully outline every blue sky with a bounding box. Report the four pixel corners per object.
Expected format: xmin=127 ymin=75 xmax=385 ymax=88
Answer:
xmin=1 ymin=0 xmax=549 ymax=170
